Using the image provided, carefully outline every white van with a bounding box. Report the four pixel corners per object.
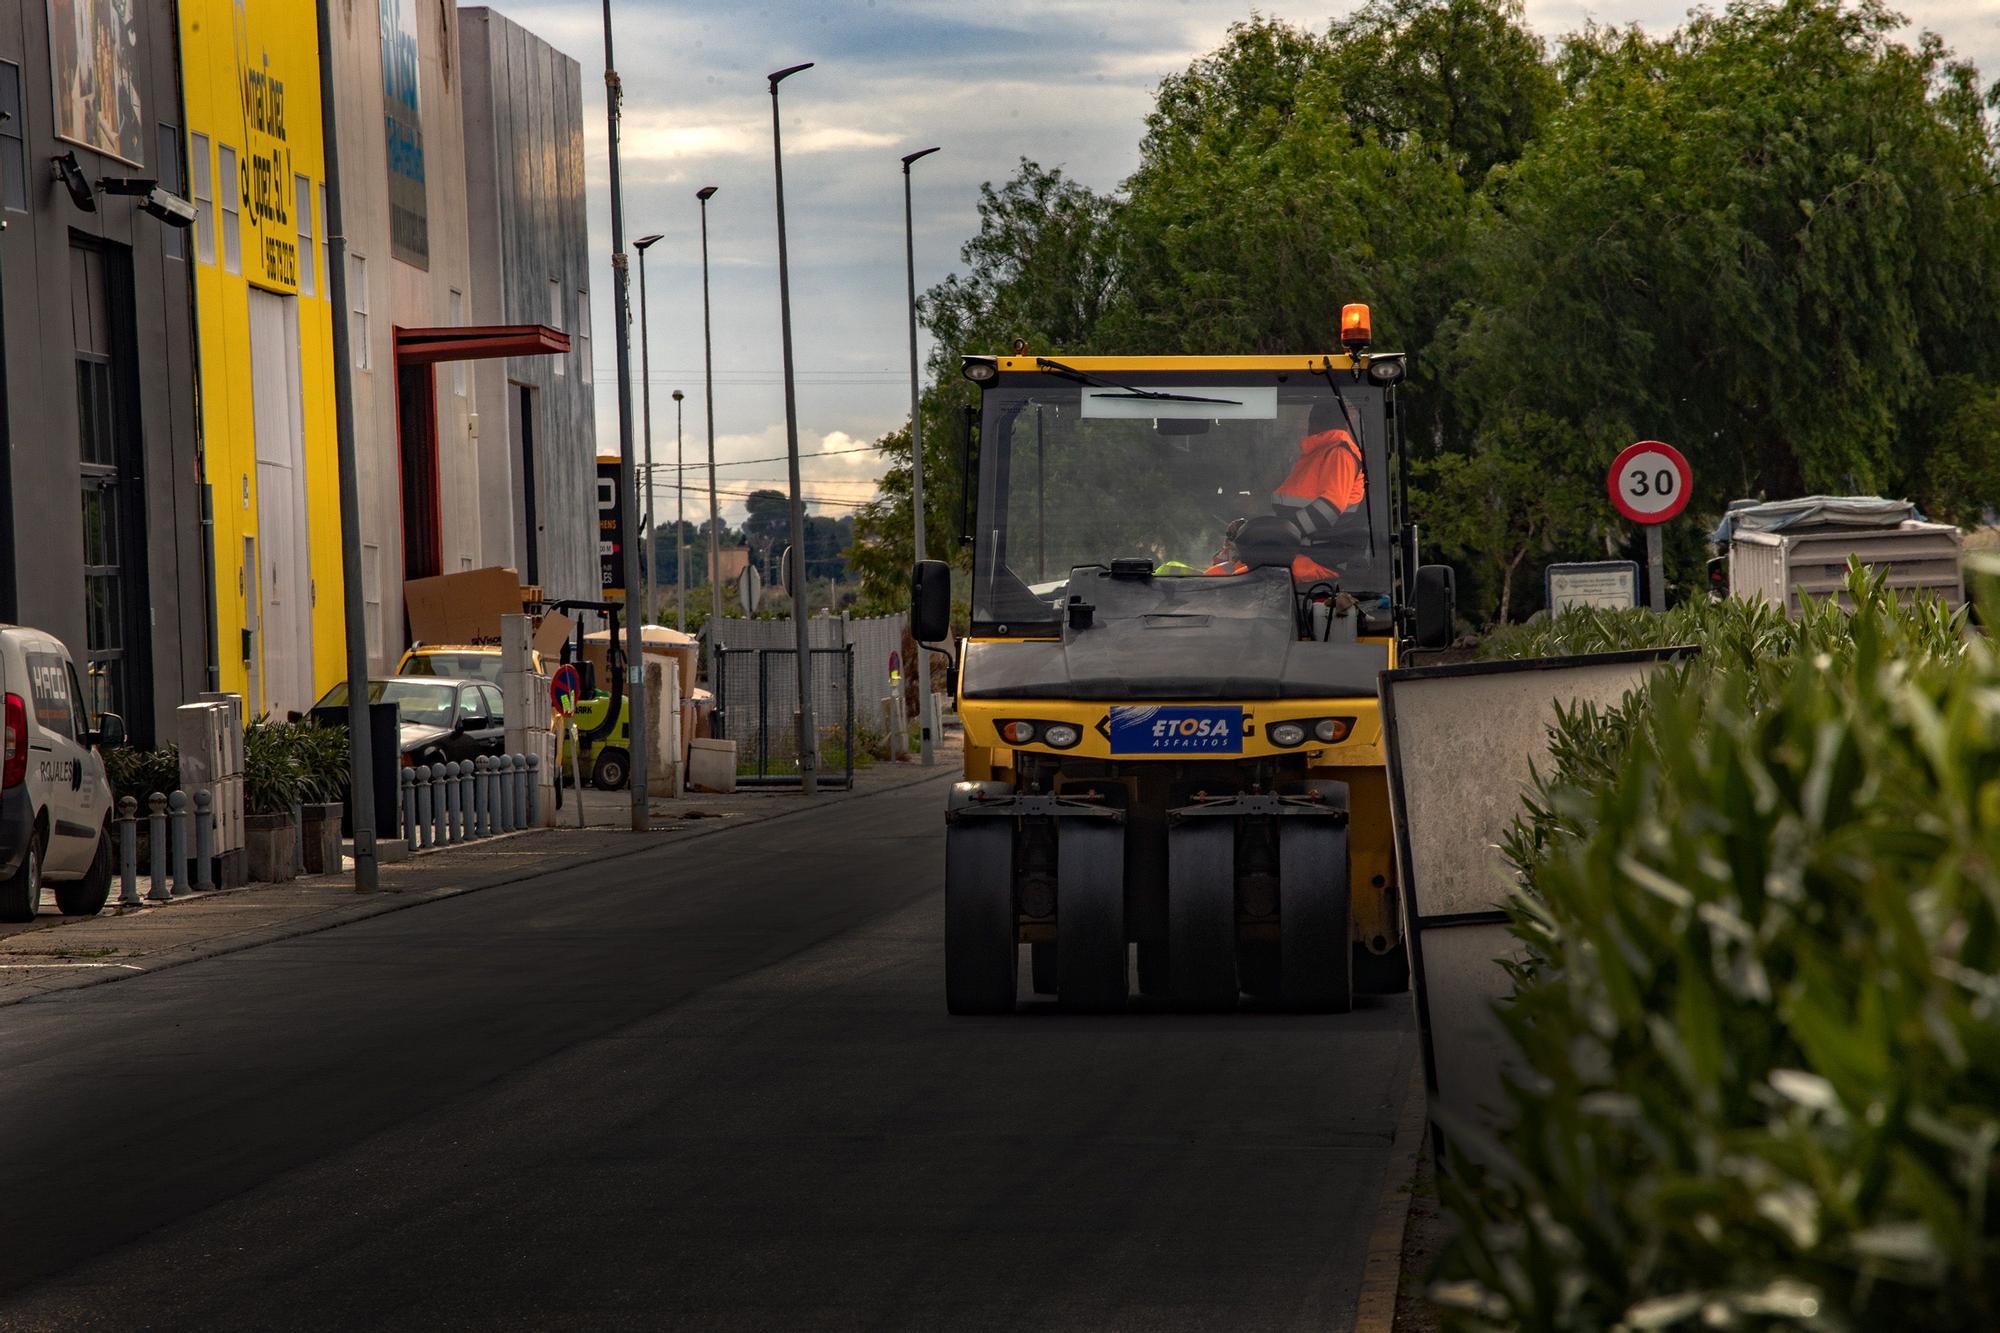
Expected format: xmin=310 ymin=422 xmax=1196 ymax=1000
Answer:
xmin=0 ymin=627 xmax=120 ymax=922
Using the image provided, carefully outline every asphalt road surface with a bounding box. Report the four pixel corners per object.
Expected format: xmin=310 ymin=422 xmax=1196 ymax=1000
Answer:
xmin=0 ymin=777 xmax=1417 ymax=1331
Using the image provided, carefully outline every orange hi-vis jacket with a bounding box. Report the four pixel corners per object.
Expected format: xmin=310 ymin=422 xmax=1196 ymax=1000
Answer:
xmin=1273 ymin=428 xmax=1367 ymax=581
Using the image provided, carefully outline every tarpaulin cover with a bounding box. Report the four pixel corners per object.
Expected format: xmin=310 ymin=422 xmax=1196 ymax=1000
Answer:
xmin=1708 ymin=495 xmax=1919 ymax=544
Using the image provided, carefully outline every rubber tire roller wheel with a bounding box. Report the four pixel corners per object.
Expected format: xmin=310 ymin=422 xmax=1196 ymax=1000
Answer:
xmin=945 ymin=820 xmax=1017 ymax=1015
xmin=1167 ymin=819 xmax=1238 ymax=1011
xmin=1279 ymin=816 xmax=1352 ymax=1013
xmin=1056 ymin=817 xmax=1126 ymax=1013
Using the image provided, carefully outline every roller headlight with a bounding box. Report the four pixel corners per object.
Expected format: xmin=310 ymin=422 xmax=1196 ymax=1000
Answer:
xmin=1041 ymin=723 xmax=1081 ymax=750
xmin=1314 ymin=718 xmax=1353 ymax=743
xmin=1269 ymin=722 xmax=1307 ymax=748
xmin=999 ymin=721 xmax=1035 ymax=744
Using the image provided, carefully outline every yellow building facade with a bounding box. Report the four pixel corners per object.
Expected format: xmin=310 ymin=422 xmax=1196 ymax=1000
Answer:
xmin=180 ymin=0 xmax=344 ymax=718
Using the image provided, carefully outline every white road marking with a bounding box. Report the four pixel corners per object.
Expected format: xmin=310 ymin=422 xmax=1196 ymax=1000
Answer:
xmin=0 ymin=962 xmax=143 ymax=970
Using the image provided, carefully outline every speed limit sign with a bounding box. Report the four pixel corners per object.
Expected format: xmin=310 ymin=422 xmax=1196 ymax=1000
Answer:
xmin=1608 ymin=440 xmax=1692 ymax=524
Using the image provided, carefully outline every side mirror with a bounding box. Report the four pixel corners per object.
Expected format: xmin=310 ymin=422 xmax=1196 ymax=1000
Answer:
xmin=911 ymin=559 xmax=952 ymax=644
xmin=93 ymin=713 xmax=125 ymax=750
xmin=1414 ymin=565 xmax=1455 ymax=650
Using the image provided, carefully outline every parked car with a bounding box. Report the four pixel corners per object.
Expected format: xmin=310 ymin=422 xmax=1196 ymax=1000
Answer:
xmin=395 ymin=642 xmax=545 ymax=686
xmin=308 ymin=678 xmax=507 ymax=768
xmin=0 ymin=626 xmax=122 ymax=922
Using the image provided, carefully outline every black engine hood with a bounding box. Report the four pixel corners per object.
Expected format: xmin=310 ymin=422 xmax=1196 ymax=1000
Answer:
xmin=962 ymin=566 xmax=1387 ymax=702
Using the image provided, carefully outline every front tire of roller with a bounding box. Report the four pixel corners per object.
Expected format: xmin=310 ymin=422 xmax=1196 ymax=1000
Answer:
xmin=945 ymin=820 xmax=1017 ymax=1015
xmin=1168 ymin=819 xmax=1237 ymax=1011
xmin=1057 ymin=817 xmax=1126 ymax=1012
xmin=1280 ymin=815 xmax=1352 ymax=1013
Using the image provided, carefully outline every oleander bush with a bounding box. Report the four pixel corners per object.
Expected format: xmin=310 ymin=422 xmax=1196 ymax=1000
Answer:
xmin=1434 ymin=567 xmax=2000 ymax=1330
xmin=102 ymin=743 xmax=180 ymax=805
xmin=243 ymin=717 xmax=346 ymax=816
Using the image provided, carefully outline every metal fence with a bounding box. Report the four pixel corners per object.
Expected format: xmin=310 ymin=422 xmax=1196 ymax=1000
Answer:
xmin=713 ymin=644 xmax=855 ymax=787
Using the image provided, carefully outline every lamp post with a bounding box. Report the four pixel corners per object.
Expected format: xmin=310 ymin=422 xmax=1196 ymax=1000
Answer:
xmin=603 ymin=0 xmax=648 ymax=829
xmin=768 ymin=62 xmax=817 ymax=797
xmin=315 ymin=0 xmax=377 ymax=888
xmin=672 ymin=389 xmax=686 ymax=632
xmin=697 ymin=186 xmax=722 ymax=683
xmin=901 ymin=145 xmax=941 ymax=767
xmin=634 ymin=232 xmax=663 ymax=629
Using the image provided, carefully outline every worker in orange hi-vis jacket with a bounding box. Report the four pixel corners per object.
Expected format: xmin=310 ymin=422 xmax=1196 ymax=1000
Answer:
xmin=1271 ymin=400 xmax=1368 ymax=583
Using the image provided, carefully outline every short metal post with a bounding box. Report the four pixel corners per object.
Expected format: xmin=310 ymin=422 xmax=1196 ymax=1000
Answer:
xmin=514 ymin=753 xmax=529 ymax=829
xmin=168 ymin=791 xmax=190 ymax=898
xmin=430 ymin=763 xmax=449 ymax=845
xmin=117 ymin=796 xmax=139 ymax=907
xmin=526 ymin=754 xmax=541 ymax=827
xmin=194 ymin=790 xmax=215 ymax=891
xmin=461 ymin=762 xmax=477 ymax=837
xmin=147 ymin=793 xmax=169 ymax=902
xmin=473 ymin=756 xmax=490 ymax=837
xmin=443 ymin=762 xmax=462 ymax=844
xmin=413 ymin=765 xmax=433 ymax=850
xmin=401 ymin=767 xmax=418 ymax=845
xmin=498 ymin=755 xmax=515 ymax=831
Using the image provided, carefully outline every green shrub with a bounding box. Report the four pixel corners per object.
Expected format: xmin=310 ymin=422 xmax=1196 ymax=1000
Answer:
xmin=1435 ymin=569 xmax=1997 ymax=1329
xmin=102 ymin=743 xmax=180 ymax=805
xmin=243 ymin=717 xmax=347 ymax=816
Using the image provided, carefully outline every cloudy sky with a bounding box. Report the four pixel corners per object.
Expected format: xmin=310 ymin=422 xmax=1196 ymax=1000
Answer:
xmin=496 ymin=0 xmax=2000 ymax=531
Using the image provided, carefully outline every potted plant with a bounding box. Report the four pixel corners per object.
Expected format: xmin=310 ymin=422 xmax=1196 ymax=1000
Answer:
xmin=243 ymin=720 xmax=307 ymax=883
xmin=295 ymin=722 xmax=349 ymax=874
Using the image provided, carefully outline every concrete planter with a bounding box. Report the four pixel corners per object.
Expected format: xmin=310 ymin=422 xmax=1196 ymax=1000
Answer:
xmin=245 ymin=812 xmax=297 ymax=884
xmin=299 ymin=802 xmax=343 ymax=875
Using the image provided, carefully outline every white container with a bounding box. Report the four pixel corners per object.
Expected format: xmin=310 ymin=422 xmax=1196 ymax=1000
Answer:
xmin=1730 ymin=520 xmax=1964 ymax=615
xmin=687 ymin=739 xmax=737 ymax=794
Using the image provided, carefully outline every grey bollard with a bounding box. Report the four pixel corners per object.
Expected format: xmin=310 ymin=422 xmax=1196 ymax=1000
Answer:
xmin=117 ymin=795 xmax=139 ymax=907
xmin=400 ymin=767 xmax=418 ymax=845
xmin=496 ymin=756 xmax=514 ymax=832
xmin=194 ymin=790 xmax=215 ymax=892
xmin=413 ymin=765 xmax=433 ymax=850
xmin=526 ymin=754 xmax=541 ymax=827
xmin=493 ymin=755 xmax=509 ymax=833
xmin=443 ymin=762 xmax=459 ymax=844
xmin=147 ymin=793 xmax=169 ymax=902
xmin=460 ymin=762 xmax=477 ymax=837
xmin=450 ymin=761 xmax=468 ymax=842
xmin=168 ymin=791 xmax=190 ymax=898
xmin=473 ymin=756 xmax=491 ymax=837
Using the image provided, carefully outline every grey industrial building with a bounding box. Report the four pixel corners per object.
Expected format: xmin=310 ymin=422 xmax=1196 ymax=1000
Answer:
xmin=459 ymin=6 xmax=597 ymax=605
xmin=0 ymin=0 xmax=207 ymax=744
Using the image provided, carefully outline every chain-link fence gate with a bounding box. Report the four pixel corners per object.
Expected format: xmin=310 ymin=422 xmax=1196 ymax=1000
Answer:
xmin=713 ymin=645 xmax=855 ymax=787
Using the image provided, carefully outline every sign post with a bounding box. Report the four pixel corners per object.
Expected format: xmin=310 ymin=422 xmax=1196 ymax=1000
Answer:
xmin=1607 ymin=440 xmax=1692 ymax=613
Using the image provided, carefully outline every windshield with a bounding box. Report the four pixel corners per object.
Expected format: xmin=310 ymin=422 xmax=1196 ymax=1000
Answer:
xmin=316 ymin=680 xmax=461 ymax=729
xmin=973 ymin=373 xmax=1394 ymax=629
xmin=401 ymin=652 xmax=502 ymax=684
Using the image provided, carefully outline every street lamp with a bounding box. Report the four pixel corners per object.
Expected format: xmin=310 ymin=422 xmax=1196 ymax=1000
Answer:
xmin=901 ymin=145 xmax=940 ymax=767
xmin=768 ymin=62 xmax=817 ymax=797
xmin=697 ymin=186 xmax=722 ymax=683
xmin=672 ymin=389 xmax=686 ymax=632
xmin=634 ymin=232 xmax=663 ymax=628
xmin=603 ymin=0 xmax=648 ymax=829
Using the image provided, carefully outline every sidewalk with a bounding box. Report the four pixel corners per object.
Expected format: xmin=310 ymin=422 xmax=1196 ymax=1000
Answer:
xmin=0 ymin=740 xmax=961 ymax=1008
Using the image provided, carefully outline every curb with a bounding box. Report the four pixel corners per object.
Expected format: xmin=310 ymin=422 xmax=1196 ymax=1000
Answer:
xmin=1354 ymin=1058 xmax=1429 ymax=1333
xmin=0 ymin=763 xmax=957 ymax=1010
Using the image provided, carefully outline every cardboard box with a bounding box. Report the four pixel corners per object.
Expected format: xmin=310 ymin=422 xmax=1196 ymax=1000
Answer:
xmin=405 ymin=567 xmax=528 ymax=645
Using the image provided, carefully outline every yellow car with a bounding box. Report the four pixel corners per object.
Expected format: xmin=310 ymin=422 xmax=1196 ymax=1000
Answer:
xmin=395 ymin=643 xmax=547 ymax=686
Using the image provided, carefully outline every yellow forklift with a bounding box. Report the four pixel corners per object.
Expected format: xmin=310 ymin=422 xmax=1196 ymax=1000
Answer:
xmin=911 ymin=306 xmax=1454 ymax=1013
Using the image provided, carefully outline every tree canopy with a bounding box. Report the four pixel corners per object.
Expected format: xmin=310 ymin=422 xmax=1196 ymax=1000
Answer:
xmin=851 ymin=0 xmax=2000 ymax=623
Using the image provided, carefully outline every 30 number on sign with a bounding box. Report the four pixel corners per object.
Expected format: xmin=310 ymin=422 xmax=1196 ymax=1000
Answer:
xmin=1607 ymin=440 xmax=1692 ymax=524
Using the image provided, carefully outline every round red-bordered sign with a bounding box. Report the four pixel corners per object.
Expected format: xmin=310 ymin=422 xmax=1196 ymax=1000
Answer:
xmin=1607 ymin=440 xmax=1692 ymax=525
xmin=550 ymin=664 xmax=582 ymax=716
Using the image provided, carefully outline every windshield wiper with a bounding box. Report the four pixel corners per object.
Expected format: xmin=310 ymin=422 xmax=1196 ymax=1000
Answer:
xmin=1035 ymin=357 xmax=1241 ymax=406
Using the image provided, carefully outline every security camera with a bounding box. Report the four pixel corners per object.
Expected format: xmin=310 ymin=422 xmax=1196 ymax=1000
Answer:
xmin=52 ymin=151 xmax=95 ymax=212
xmin=139 ymin=186 xmax=196 ymax=228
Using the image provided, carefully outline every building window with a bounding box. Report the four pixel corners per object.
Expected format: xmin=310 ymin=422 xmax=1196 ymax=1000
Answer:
xmin=295 ymin=175 xmax=314 ymax=295
xmin=157 ymin=125 xmax=187 ymax=260
xmin=449 ymin=288 xmax=466 ymax=396
xmin=349 ymin=253 xmax=370 ymax=370
xmin=218 ymin=144 xmax=241 ymax=274
xmin=549 ymin=279 xmax=564 ymax=378
xmin=191 ymin=132 xmax=214 ymax=264
xmin=0 ymin=62 xmax=25 ymax=212
xmin=577 ymin=289 xmax=592 ymax=383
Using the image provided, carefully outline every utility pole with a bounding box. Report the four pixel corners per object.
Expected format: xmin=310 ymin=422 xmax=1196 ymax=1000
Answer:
xmin=316 ymin=0 xmax=377 ymax=889
xmin=697 ymin=186 xmax=722 ymax=683
xmin=901 ymin=146 xmax=940 ymax=766
xmin=768 ymin=63 xmax=816 ymax=797
xmin=673 ymin=389 xmax=687 ymax=632
xmin=603 ymin=1 xmax=647 ymax=829
xmin=634 ymin=233 xmax=663 ymax=629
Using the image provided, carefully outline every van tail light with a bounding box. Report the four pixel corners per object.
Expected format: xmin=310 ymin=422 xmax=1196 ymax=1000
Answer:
xmin=3 ymin=693 xmax=25 ymax=788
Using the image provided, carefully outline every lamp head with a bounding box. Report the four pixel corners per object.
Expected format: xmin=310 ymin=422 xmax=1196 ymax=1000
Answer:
xmin=901 ymin=146 xmax=941 ymax=170
xmin=697 ymin=185 xmax=718 ymax=202
xmin=768 ymin=62 xmax=813 ymax=89
xmin=634 ymin=233 xmax=663 ymax=252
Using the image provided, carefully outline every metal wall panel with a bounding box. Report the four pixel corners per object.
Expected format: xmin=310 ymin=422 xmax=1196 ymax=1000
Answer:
xmin=459 ymin=8 xmax=595 ymax=605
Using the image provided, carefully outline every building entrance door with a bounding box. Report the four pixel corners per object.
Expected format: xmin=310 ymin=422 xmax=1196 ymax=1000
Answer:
xmin=248 ymin=289 xmax=313 ymax=716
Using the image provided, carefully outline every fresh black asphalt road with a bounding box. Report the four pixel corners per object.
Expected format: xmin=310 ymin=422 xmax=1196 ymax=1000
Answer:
xmin=0 ymin=777 xmax=1417 ymax=1331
